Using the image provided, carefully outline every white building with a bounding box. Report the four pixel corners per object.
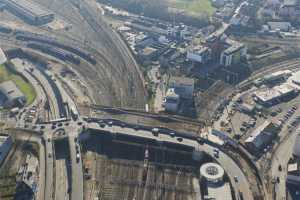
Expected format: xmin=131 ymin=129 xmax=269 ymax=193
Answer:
xmin=169 ymin=76 xmax=195 ymax=99
xmin=0 ymin=47 xmax=7 ymax=65
xmin=187 ymin=46 xmax=211 ymax=64
xmin=254 ymin=84 xmax=297 ymax=106
xmin=0 ymin=135 xmax=12 ymax=166
xmin=200 ymin=162 xmax=233 ymax=200
xmin=164 ymin=88 xmax=180 ymax=112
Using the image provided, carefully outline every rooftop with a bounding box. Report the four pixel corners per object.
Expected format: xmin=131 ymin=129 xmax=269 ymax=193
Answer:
xmin=0 ymin=48 xmax=7 ymax=65
xmin=189 ymin=45 xmax=209 ymax=55
xmin=206 ymin=182 xmax=233 ymax=200
xmin=293 ymin=134 xmax=300 ymax=157
xmin=0 ymin=80 xmax=24 ymax=101
xmin=0 ymin=135 xmax=10 ymax=146
xmin=169 ymin=76 xmax=194 ymax=86
xmin=223 ymin=42 xmax=245 ymax=55
xmin=245 ymin=121 xmax=274 ymax=143
xmin=4 ymin=0 xmax=53 ymax=17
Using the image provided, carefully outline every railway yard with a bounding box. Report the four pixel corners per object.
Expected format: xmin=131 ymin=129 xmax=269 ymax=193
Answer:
xmin=0 ymin=0 xmax=300 ymax=200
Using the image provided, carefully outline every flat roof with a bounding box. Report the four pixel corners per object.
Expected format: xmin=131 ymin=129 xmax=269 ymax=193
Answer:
xmin=223 ymin=42 xmax=245 ymax=55
xmin=5 ymin=0 xmax=53 ymax=17
xmin=254 ymin=88 xmax=281 ymax=102
xmin=169 ymin=76 xmax=194 ymax=86
xmin=206 ymin=182 xmax=233 ymax=200
xmin=0 ymin=48 xmax=7 ymax=65
xmin=0 ymin=80 xmax=24 ymax=101
xmin=245 ymin=121 xmax=272 ymax=143
xmin=189 ymin=45 xmax=209 ymax=54
xmin=293 ymin=134 xmax=300 ymax=157
xmin=0 ymin=135 xmax=10 ymax=146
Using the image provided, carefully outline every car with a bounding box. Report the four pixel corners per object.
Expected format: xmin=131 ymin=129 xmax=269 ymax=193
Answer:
xmin=99 ymin=123 xmax=106 ymax=128
xmin=278 ymin=165 xmax=282 ymax=171
xmin=48 ymin=153 xmax=52 ymax=158
xmin=234 ymin=176 xmax=238 ymax=182
xmin=47 ymin=138 xmax=51 ymax=143
xmin=76 ymin=153 xmax=80 ymax=163
xmin=107 ymin=121 xmax=113 ymax=126
xmin=51 ymin=125 xmax=56 ymax=130
xmin=177 ymin=137 xmax=183 ymax=142
xmin=169 ymin=132 xmax=175 ymax=137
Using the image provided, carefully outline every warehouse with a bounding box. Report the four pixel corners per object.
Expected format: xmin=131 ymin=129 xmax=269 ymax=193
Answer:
xmin=253 ymin=84 xmax=297 ymax=106
xmin=0 ymin=80 xmax=26 ymax=108
xmin=3 ymin=0 xmax=54 ymax=25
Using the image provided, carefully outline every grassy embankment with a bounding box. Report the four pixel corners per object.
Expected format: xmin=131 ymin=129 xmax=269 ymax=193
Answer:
xmin=170 ymin=0 xmax=216 ymax=16
xmin=0 ymin=64 xmax=36 ymax=105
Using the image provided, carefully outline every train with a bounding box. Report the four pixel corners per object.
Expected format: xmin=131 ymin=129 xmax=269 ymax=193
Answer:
xmin=15 ymin=32 xmax=97 ymax=65
xmin=27 ymin=43 xmax=81 ymax=65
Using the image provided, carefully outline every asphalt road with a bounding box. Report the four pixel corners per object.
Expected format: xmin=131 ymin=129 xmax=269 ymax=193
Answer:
xmin=67 ymin=125 xmax=84 ymax=200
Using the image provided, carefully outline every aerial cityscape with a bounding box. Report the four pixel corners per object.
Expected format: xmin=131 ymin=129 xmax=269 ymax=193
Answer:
xmin=0 ymin=0 xmax=299 ymax=199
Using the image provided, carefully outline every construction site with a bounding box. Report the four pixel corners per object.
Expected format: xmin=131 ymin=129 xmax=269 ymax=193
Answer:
xmin=81 ymin=130 xmax=203 ymax=200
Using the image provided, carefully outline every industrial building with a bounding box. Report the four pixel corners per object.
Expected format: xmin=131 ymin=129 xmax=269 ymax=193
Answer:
xmin=168 ymin=76 xmax=194 ymax=99
xmin=200 ymin=162 xmax=233 ymax=200
xmin=186 ymin=46 xmax=212 ymax=64
xmin=2 ymin=0 xmax=54 ymax=25
xmin=0 ymin=47 xmax=7 ymax=65
xmin=0 ymin=135 xmax=12 ymax=166
xmin=253 ymin=84 xmax=297 ymax=106
xmin=0 ymin=80 xmax=26 ymax=108
xmin=262 ymin=70 xmax=292 ymax=85
xmin=245 ymin=121 xmax=280 ymax=153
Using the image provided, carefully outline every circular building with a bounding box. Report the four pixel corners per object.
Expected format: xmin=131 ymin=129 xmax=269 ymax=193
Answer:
xmin=200 ymin=162 xmax=225 ymax=184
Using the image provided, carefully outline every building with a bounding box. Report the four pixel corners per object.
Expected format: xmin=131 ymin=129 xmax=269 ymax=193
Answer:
xmin=0 ymin=135 xmax=12 ymax=166
xmin=253 ymin=84 xmax=297 ymax=106
xmin=168 ymin=76 xmax=194 ymax=99
xmin=164 ymin=88 xmax=180 ymax=112
xmin=186 ymin=46 xmax=211 ymax=64
xmin=0 ymin=47 xmax=7 ymax=65
xmin=0 ymin=80 xmax=26 ymax=108
xmin=16 ymin=153 xmax=38 ymax=200
xmin=293 ymin=134 xmax=300 ymax=158
xmin=262 ymin=70 xmax=292 ymax=84
xmin=220 ymin=42 xmax=247 ymax=66
xmin=286 ymin=134 xmax=300 ymax=185
xmin=200 ymin=162 xmax=233 ymax=200
xmin=2 ymin=0 xmax=54 ymax=25
xmin=279 ymin=0 xmax=300 ymax=18
xmin=286 ymin=162 xmax=300 ymax=185
xmin=267 ymin=22 xmax=292 ymax=32
xmin=245 ymin=121 xmax=280 ymax=153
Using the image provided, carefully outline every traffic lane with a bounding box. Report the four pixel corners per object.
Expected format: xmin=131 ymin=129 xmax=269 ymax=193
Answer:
xmin=68 ymin=131 xmax=84 ymax=200
xmin=44 ymin=135 xmax=54 ymax=200
xmin=200 ymin=144 xmax=254 ymax=200
xmin=271 ymin=131 xmax=297 ymax=200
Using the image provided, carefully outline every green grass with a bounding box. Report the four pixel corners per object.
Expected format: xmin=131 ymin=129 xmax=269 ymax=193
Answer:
xmin=0 ymin=64 xmax=36 ymax=105
xmin=170 ymin=0 xmax=216 ymax=16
